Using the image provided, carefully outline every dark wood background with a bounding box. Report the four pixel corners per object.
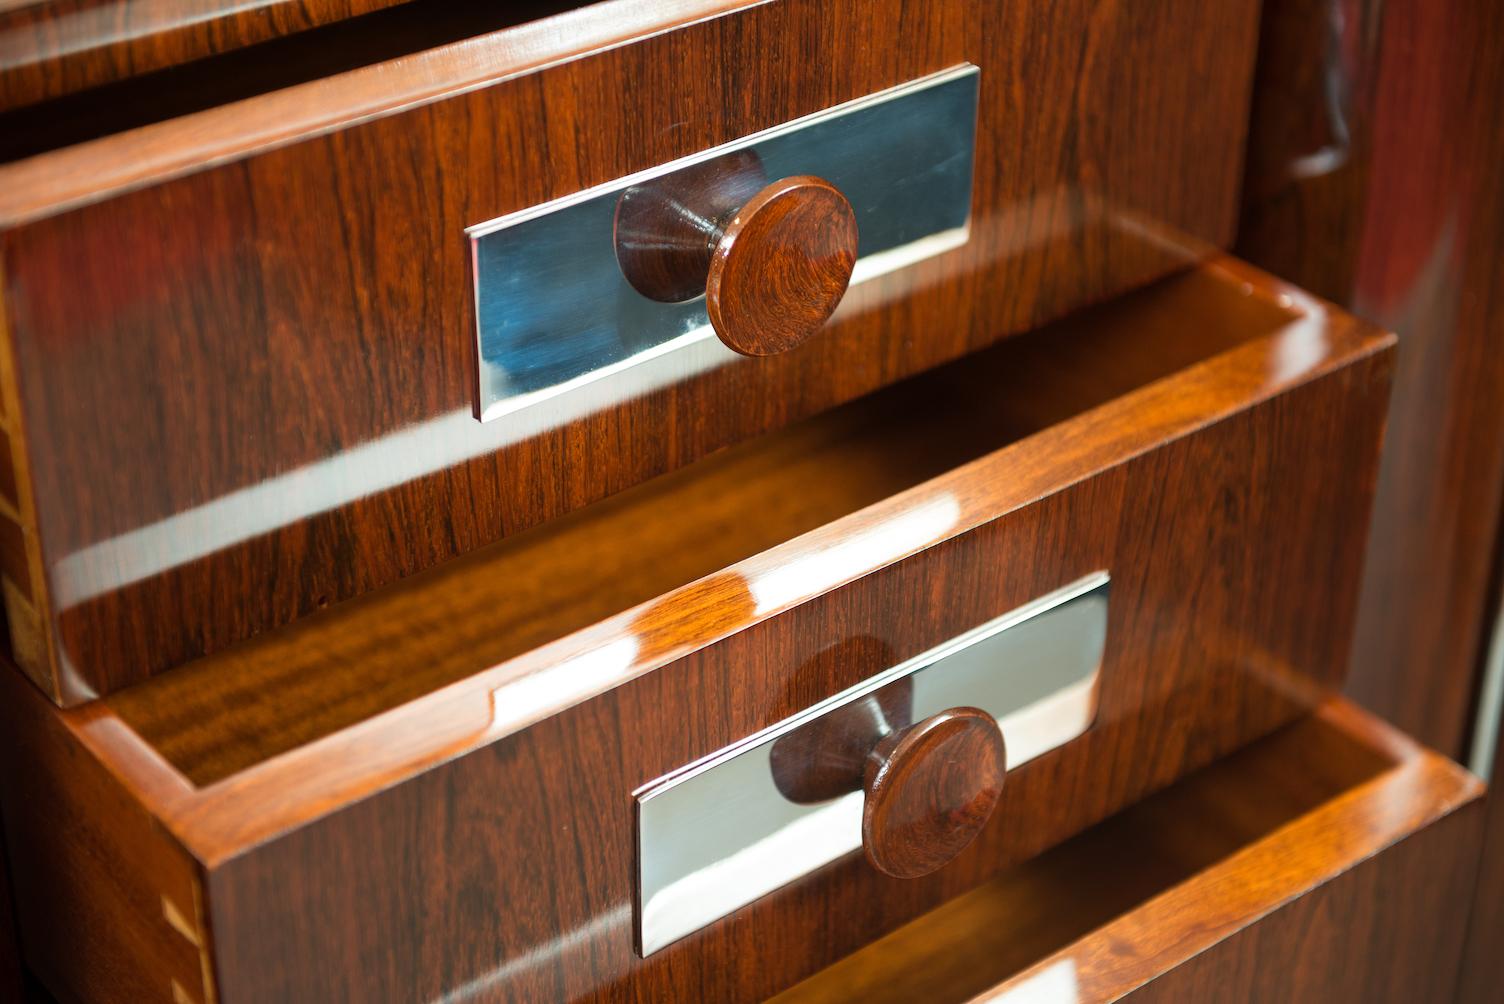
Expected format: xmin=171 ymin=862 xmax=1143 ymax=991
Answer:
xmin=1238 ymin=0 xmax=1504 ymax=763
xmin=1237 ymin=1 xmax=1504 ymax=997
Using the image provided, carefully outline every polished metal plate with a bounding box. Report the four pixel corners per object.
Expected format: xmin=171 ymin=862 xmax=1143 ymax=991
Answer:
xmin=467 ymin=64 xmax=979 ymax=422
xmin=633 ymin=572 xmax=1110 ymax=956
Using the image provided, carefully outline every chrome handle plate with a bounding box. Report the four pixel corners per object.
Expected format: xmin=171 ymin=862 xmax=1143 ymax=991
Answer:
xmin=633 ymin=572 xmax=1110 ymax=956
xmin=466 ymin=64 xmax=978 ymax=424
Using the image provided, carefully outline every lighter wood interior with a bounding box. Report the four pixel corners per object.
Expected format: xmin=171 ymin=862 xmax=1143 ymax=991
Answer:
xmin=109 ymin=266 xmax=1296 ymax=785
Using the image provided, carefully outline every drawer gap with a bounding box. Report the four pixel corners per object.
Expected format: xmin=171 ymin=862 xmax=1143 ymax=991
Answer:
xmin=0 ymin=0 xmax=589 ymax=162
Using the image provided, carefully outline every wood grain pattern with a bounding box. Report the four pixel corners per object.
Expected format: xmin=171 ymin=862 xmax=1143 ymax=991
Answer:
xmin=775 ymin=700 xmax=1484 ymax=1004
xmin=0 ymin=260 xmax=1396 ymax=1001
xmin=862 ymin=707 xmax=1006 ymax=880
xmin=705 ymin=175 xmax=858 ymax=355
xmin=1236 ymin=0 xmax=1504 ymax=761
xmin=0 ymin=0 xmax=415 ymax=111
xmin=0 ymin=0 xmax=1264 ymax=702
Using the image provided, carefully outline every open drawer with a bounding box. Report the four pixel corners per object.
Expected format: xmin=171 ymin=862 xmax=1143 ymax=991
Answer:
xmin=775 ymin=698 xmax=1484 ymax=1004
xmin=0 ymin=0 xmax=1266 ymax=707
xmin=0 ymin=256 xmax=1397 ymax=1003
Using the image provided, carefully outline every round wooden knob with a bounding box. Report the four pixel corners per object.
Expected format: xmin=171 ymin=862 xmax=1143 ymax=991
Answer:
xmin=861 ymin=707 xmax=1007 ymax=880
xmin=705 ymin=177 xmax=857 ymax=355
xmin=614 ymin=154 xmax=858 ymax=356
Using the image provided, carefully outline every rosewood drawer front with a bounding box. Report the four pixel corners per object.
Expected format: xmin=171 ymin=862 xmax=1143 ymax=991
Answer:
xmin=0 ymin=258 xmax=1398 ymax=1003
xmin=0 ymin=0 xmax=1264 ymax=704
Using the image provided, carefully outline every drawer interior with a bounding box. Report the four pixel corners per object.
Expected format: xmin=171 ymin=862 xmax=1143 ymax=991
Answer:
xmin=105 ymin=258 xmax=1358 ymax=787
xmin=0 ymin=1 xmax=588 ymax=158
xmin=772 ymin=699 xmax=1482 ymax=1003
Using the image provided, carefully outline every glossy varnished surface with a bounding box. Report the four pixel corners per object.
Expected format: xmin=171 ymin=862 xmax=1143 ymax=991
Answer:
xmin=1237 ymin=12 xmax=1504 ymax=997
xmin=0 ymin=261 xmax=1395 ymax=1001
xmin=775 ymin=700 xmax=1484 ymax=1003
xmin=0 ymin=0 xmax=751 ymax=210
xmin=0 ymin=0 xmax=1263 ymax=702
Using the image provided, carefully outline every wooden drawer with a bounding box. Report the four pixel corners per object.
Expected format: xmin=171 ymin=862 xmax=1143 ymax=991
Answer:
xmin=776 ymin=698 xmax=1485 ymax=1004
xmin=0 ymin=0 xmax=1264 ymax=703
xmin=0 ymin=257 xmax=1395 ymax=1003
